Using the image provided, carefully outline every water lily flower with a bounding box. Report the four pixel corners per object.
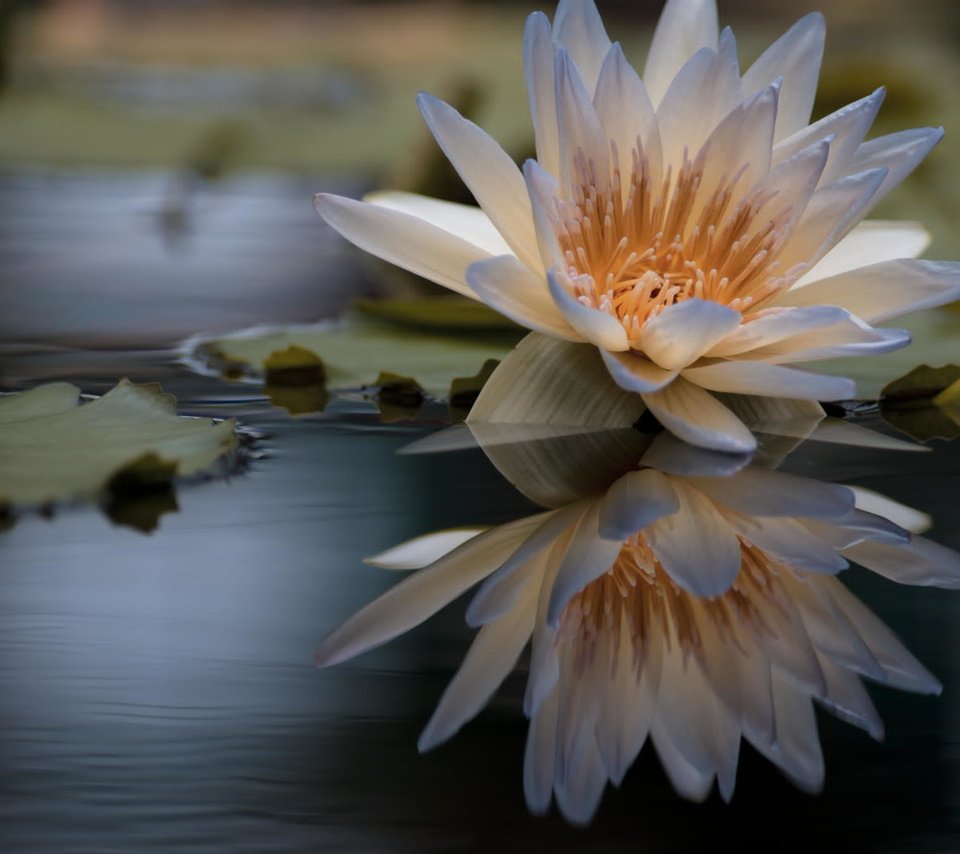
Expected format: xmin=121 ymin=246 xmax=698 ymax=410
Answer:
xmin=315 ymin=441 xmax=960 ymax=824
xmin=314 ymin=0 xmax=960 ymax=453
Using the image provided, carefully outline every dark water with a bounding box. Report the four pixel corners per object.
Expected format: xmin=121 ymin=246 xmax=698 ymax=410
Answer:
xmin=2 ymin=172 xmax=960 ymax=852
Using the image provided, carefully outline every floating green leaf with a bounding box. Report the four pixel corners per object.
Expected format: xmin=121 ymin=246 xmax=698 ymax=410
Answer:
xmin=0 ymin=380 xmax=237 ymax=522
xmin=186 ymin=317 xmax=520 ymax=403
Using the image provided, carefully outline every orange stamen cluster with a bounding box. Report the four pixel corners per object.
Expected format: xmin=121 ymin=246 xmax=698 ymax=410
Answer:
xmin=554 ymin=144 xmax=802 ymax=348
xmin=560 ymin=536 xmax=791 ymax=672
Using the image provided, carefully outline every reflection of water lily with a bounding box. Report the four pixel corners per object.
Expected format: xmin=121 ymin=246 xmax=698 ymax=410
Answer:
xmin=315 ymin=0 xmax=960 ymax=452
xmin=316 ymin=445 xmax=960 ymax=824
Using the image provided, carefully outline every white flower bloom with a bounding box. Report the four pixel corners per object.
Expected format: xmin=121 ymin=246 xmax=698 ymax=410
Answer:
xmin=315 ymin=447 xmax=960 ymax=825
xmin=314 ymin=0 xmax=960 ymax=453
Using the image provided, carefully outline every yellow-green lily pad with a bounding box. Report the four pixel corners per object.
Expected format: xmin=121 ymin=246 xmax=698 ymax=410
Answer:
xmin=880 ymin=364 xmax=960 ymax=441
xmin=0 ymin=380 xmax=238 ymax=519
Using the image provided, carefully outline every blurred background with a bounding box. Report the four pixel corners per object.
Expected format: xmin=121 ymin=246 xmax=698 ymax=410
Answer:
xmin=0 ymin=0 xmax=958 ymax=350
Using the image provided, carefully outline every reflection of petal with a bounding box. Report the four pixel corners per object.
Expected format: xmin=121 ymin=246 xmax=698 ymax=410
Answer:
xmin=645 ymin=479 xmax=742 ymax=596
xmin=319 ymin=438 xmax=956 ymax=825
xmin=643 ymin=378 xmax=757 ymax=454
xmin=366 ymin=528 xmax=486 ymax=570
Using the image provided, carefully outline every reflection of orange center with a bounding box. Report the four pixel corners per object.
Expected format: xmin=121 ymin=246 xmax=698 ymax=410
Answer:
xmin=561 ymin=536 xmax=788 ymax=671
xmin=555 ymin=145 xmax=800 ymax=348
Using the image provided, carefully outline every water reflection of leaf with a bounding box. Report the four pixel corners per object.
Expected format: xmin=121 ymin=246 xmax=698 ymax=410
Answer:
xmin=880 ymin=364 xmax=960 ymax=441
xmin=184 ymin=316 xmax=520 ymax=409
xmin=0 ymin=380 xmax=237 ymax=529
xmin=318 ymin=432 xmax=960 ymax=826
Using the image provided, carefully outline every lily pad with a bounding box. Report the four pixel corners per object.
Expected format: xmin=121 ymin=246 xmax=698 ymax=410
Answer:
xmin=184 ymin=316 xmax=520 ymax=403
xmin=0 ymin=380 xmax=238 ymax=521
xmin=880 ymin=364 xmax=960 ymax=441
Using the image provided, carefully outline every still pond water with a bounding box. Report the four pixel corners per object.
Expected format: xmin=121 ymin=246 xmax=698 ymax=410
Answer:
xmin=1 ymin=172 xmax=959 ymax=852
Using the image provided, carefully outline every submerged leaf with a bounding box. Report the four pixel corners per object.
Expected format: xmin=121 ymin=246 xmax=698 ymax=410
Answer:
xmin=0 ymin=380 xmax=237 ymax=521
xmin=880 ymin=364 xmax=960 ymax=441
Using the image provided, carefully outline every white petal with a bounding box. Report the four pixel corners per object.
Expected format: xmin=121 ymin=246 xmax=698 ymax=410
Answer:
xmin=773 ymin=88 xmax=885 ymax=182
xmin=806 ymin=418 xmax=927 ymax=454
xmin=416 ymin=93 xmax=541 ymax=273
xmin=467 ymin=503 xmax=587 ymax=627
xmin=741 ymin=13 xmax=825 ymax=143
xmin=730 ymin=515 xmax=848 ymax=573
xmin=780 ymin=259 xmax=960 ymax=324
xmin=651 ymin=722 xmax=715 ymax=802
xmin=687 ymin=467 xmax=854 ymax=519
xmin=418 ymin=577 xmax=537 ymax=751
xmin=845 ymin=537 xmax=960 ymax=589
xmin=795 ymin=221 xmax=931 ymax=287
xmin=742 ymin=139 xmax=829 ymax=244
xmin=524 ymin=12 xmax=561 ymax=177
xmin=600 ymin=350 xmax=677 ymax=393
xmin=850 ymin=486 xmax=931 ymax=534
xmin=466 ymin=333 xmax=646 ymax=429
xmin=314 ymin=193 xmax=486 ymax=298
xmin=546 ymin=504 xmax=624 ymax=626
xmin=524 ymin=687 xmax=560 ymax=815
xmin=645 ymin=478 xmax=742 ymax=596
xmin=365 ymin=191 xmax=511 ymax=257
xmin=366 ymin=528 xmax=485 ymax=570
xmin=779 ymin=168 xmax=889 ymax=274
xmin=738 ymin=313 xmax=910 ymax=364
xmin=643 ymin=0 xmax=719 ymax=108
xmin=555 ymin=48 xmax=610 ymax=193
xmin=522 ymin=159 xmax=565 ymax=270
xmin=639 ymin=433 xmax=753 ymax=478
xmin=719 ymin=308 xmax=910 ymax=368
xmin=656 ymin=47 xmax=740 ymax=167
xmin=825 ymin=577 xmax=941 ymax=694
xmin=760 ymin=676 xmax=824 ymax=792
xmin=598 ymin=468 xmax=680 ymax=540
xmin=314 ymin=515 xmax=543 ymax=667
xmin=554 ymin=729 xmax=607 ymax=827
xmin=596 ymin=620 xmax=657 ymax=786
xmin=467 ymin=255 xmax=581 ymax=340
xmin=845 ymin=127 xmax=944 ymax=205
xmin=553 ymin=0 xmax=611 ymax=94
xmin=808 ymin=508 xmax=909 ymax=548
xmin=639 ymin=299 xmax=743 ymax=371
xmin=547 ymin=269 xmax=630 ymax=350
xmin=692 ymin=83 xmax=778 ymax=214
xmin=593 ymin=43 xmax=662 ymax=197
xmin=642 ymin=377 xmax=757 ymax=454
xmin=789 ymin=576 xmax=885 ymax=681
xmin=682 ymin=361 xmax=856 ymax=401
xmin=817 ymin=656 xmax=884 ymax=740
xmin=708 ymin=305 xmax=859 ymax=358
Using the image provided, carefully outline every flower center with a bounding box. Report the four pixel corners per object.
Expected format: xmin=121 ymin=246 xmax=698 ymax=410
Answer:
xmin=560 ymin=535 xmax=788 ymax=672
xmin=554 ymin=145 xmax=803 ymax=348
